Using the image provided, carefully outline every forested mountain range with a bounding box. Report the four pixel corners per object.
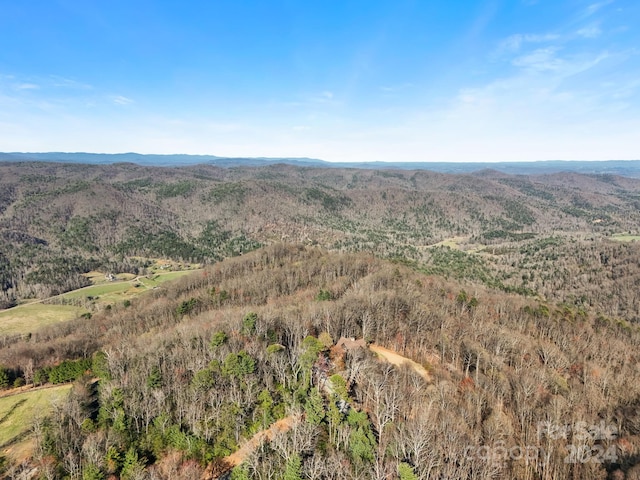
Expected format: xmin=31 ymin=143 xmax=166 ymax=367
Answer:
xmin=1 ymin=161 xmax=640 ymax=319
xmin=2 ymin=162 xmax=640 ymax=478
xmin=2 ymin=153 xmax=640 ymax=176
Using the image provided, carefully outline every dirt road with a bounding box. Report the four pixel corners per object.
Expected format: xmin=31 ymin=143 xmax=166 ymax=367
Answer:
xmin=202 ymin=415 xmax=300 ymax=479
xmin=224 ymin=415 xmax=299 ymax=467
xmin=369 ymin=344 xmax=432 ymax=382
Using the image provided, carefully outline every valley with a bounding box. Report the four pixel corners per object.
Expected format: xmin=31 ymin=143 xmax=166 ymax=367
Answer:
xmin=1 ymin=162 xmax=640 ymax=479
xmin=3 ymin=0 xmax=638 ymax=477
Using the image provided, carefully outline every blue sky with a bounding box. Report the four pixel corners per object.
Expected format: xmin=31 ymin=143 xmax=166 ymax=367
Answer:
xmin=0 ymin=0 xmax=638 ymax=162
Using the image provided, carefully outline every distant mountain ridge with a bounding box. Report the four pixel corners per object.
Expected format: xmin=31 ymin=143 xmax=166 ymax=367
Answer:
xmin=2 ymin=152 xmax=640 ymax=177
xmin=0 ymin=152 xmax=328 ymax=168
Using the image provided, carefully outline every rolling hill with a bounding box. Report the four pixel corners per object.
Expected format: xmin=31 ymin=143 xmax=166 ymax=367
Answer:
xmin=2 ymin=162 xmax=640 ymax=478
xmin=2 ymin=245 xmax=640 ymax=479
xmin=1 ymin=161 xmax=640 ymax=320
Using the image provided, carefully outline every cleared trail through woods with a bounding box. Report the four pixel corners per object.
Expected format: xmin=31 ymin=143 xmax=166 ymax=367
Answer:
xmin=369 ymin=344 xmax=433 ymax=382
xmin=223 ymin=415 xmax=300 ymax=467
xmin=202 ymin=415 xmax=300 ymax=479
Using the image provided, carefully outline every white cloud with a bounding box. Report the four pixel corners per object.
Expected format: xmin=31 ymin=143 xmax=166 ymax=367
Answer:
xmin=608 ymin=78 xmax=640 ymax=100
xmin=1 ymin=85 xmax=637 ymax=161
xmin=380 ymin=83 xmax=413 ymax=92
xmin=585 ymin=0 xmax=614 ymax=17
xmin=512 ymin=47 xmax=565 ymax=71
xmin=50 ymin=75 xmax=93 ymax=90
xmin=577 ymin=24 xmax=602 ymax=38
xmin=0 ymin=33 xmax=635 ymax=163
xmin=315 ymin=44 xmax=636 ymax=163
xmin=110 ymin=95 xmax=134 ymax=105
xmin=298 ymin=90 xmax=340 ymax=106
xmin=15 ymin=83 xmax=40 ymax=90
xmin=496 ymin=33 xmax=560 ymax=55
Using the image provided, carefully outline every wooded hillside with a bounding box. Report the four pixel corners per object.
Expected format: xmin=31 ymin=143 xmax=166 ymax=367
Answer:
xmin=1 ymin=245 xmax=640 ymax=478
xmin=2 ymin=162 xmax=640 ymax=478
xmin=2 ymin=162 xmax=640 ymax=318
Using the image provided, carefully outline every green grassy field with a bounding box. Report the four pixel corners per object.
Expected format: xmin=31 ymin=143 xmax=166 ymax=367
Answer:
xmin=0 ymin=304 xmax=87 ymax=336
xmin=0 ymin=385 xmax=72 ymax=459
xmin=422 ymin=236 xmax=487 ymax=254
xmin=0 ymin=270 xmax=201 ymax=336
xmin=427 ymin=236 xmax=467 ymax=249
xmin=142 ymin=269 xmax=199 ymax=285
xmin=61 ymin=281 xmax=137 ymax=300
xmin=83 ymin=270 xmax=137 ymax=283
xmin=611 ymin=233 xmax=640 ymax=242
xmin=62 ymin=270 xmax=198 ymax=302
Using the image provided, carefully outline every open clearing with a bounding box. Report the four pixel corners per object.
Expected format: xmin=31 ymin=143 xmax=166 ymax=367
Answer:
xmin=83 ymin=270 xmax=136 ymax=284
xmin=0 ymin=303 xmax=87 ymax=336
xmin=0 ymin=269 xmax=201 ymax=336
xmin=62 ymin=281 xmax=137 ymax=300
xmin=611 ymin=233 xmax=640 ymax=242
xmin=0 ymin=384 xmax=72 ymax=460
xmin=428 ymin=236 xmax=468 ymax=249
xmin=62 ymin=269 xmax=198 ymax=303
